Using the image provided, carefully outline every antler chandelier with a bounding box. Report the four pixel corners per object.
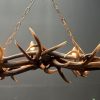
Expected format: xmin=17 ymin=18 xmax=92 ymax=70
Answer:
xmin=0 ymin=0 xmax=100 ymax=83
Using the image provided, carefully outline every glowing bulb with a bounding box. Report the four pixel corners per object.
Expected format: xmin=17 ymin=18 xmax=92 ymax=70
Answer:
xmin=71 ymin=52 xmax=77 ymax=58
xmin=29 ymin=41 xmax=35 ymax=51
xmin=30 ymin=46 xmax=35 ymax=51
xmin=26 ymin=41 xmax=36 ymax=52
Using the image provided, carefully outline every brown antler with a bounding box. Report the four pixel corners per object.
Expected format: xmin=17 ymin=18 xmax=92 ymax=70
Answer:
xmin=0 ymin=0 xmax=99 ymax=83
xmin=0 ymin=27 xmax=100 ymax=83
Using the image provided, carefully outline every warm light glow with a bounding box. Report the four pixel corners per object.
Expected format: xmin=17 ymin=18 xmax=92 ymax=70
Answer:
xmin=29 ymin=41 xmax=35 ymax=51
xmin=71 ymin=52 xmax=77 ymax=58
xmin=30 ymin=46 xmax=35 ymax=51
xmin=26 ymin=41 xmax=36 ymax=52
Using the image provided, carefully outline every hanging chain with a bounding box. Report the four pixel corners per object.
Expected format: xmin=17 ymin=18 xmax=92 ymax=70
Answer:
xmin=51 ymin=0 xmax=84 ymax=53
xmin=51 ymin=0 xmax=73 ymax=38
xmin=4 ymin=0 xmax=36 ymax=48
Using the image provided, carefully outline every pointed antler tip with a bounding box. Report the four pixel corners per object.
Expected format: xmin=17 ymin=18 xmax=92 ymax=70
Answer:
xmin=29 ymin=27 xmax=34 ymax=32
xmin=29 ymin=27 xmax=37 ymax=37
xmin=29 ymin=27 xmax=32 ymax=30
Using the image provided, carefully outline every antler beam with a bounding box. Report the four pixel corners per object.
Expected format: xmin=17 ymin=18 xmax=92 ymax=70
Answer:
xmin=0 ymin=0 xmax=99 ymax=83
xmin=0 ymin=27 xmax=99 ymax=83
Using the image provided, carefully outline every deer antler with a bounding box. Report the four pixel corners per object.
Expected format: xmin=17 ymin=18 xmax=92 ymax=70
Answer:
xmin=0 ymin=0 xmax=99 ymax=83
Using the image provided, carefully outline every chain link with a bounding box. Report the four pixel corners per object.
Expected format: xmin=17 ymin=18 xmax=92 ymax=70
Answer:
xmin=4 ymin=0 xmax=36 ymax=47
xmin=52 ymin=0 xmax=85 ymax=54
xmin=52 ymin=0 xmax=72 ymax=37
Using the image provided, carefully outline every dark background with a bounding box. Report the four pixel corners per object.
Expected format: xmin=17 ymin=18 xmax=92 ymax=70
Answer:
xmin=0 ymin=0 xmax=100 ymax=100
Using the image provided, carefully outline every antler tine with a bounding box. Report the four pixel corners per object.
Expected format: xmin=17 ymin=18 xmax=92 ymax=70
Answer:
xmin=4 ymin=51 xmax=37 ymax=61
xmin=11 ymin=75 xmax=18 ymax=82
xmin=2 ymin=65 xmax=37 ymax=76
xmin=42 ymin=41 xmax=67 ymax=55
xmin=57 ymin=67 xmax=71 ymax=83
xmin=51 ymin=58 xmax=71 ymax=83
xmin=83 ymin=44 xmax=100 ymax=65
xmin=29 ymin=27 xmax=42 ymax=60
xmin=15 ymin=40 xmax=34 ymax=62
xmin=92 ymin=44 xmax=100 ymax=56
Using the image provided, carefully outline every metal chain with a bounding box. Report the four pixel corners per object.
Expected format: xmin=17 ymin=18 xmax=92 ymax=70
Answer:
xmin=52 ymin=0 xmax=84 ymax=54
xmin=52 ymin=0 xmax=74 ymax=39
xmin=4 ymin=0 xmax=36 ymax=47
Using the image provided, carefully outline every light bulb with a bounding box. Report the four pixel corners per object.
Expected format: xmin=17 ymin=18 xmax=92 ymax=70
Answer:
xmin=29 ymin=41 xmax=35 ymax=51
xmin=71 ymin=52 xmax=77 ymax=58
